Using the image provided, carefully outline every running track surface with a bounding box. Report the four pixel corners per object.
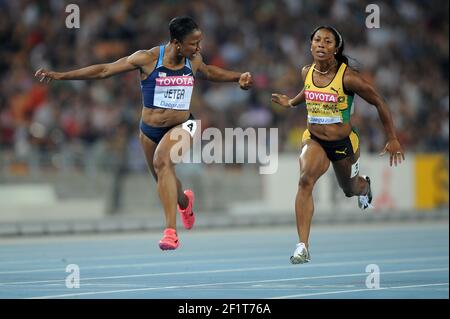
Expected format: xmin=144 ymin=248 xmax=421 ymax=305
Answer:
xmin=0 ymin=221 xmax=448 ymax=299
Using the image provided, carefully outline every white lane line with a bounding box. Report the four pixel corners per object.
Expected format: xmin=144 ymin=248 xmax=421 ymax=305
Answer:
xmin=0 ymin=255 xmax=286 ymax=275
xmin=0 ymin=245 xmax=284 ymax=263
xmin=0 ymin=245 xmax=447 ymax=266
xmin=270 ymin=283 xmax=449 ymax=299
xmin=0 ymin=248 xmax=448 ymax=276
xmin=27 ymin=267 xmax=448 ymax=299
xmin=0 ymin=259 xmax=283 ymax=275
xmin=0 ymin=246 xmax=271 ymax=263
xmin=1 ymin=256 xmax=448 ymax=286
xmin=2 ymin=255 xmax=449 ymax=286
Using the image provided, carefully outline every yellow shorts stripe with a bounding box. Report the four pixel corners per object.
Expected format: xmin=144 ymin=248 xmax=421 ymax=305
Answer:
xmin=349 ymin=130 xmax=359 ymax=153
xmin=301 ymin=129 xmax=311 ymax=143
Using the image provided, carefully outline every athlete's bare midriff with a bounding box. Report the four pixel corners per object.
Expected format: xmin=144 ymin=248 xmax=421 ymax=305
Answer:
xmin=308 ymin=122 xmax=352 ymax=141
xmin=141 ymin=107 xmax=190 ymax=127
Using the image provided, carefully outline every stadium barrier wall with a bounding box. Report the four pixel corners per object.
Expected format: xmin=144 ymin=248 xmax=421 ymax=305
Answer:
xmin=0 ymin=153 xmax=447 ymax=234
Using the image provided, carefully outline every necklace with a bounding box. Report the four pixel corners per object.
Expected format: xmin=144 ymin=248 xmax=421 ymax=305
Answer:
xmin=313 ymin=61 xmax=337 ymax=75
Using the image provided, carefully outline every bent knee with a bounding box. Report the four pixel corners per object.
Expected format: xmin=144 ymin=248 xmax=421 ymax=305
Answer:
xmin=298 ymin=174 xmax=316 ymax=191
xmin=342 ymin=187 xmax=356 ymax=197
xmin=153 ymin=153 xmax=173 ymax=173
xmin=344 ymin=191 xmax=355 ymax=197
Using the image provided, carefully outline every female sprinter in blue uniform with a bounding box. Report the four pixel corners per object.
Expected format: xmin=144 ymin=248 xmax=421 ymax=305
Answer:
xmin=272 ymin=26 xmax=404 ymax=264
xmin=35 ymin=17 xmax=253 ymax=250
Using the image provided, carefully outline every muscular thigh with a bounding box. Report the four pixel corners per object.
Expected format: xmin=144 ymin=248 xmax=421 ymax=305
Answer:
xmin=139 ymin=132 xmax=158 ymax=179
xmin=300 ymin=139 xmax=330 ymax=181
xmin=154 ymin=121 xmax=198 ymax=165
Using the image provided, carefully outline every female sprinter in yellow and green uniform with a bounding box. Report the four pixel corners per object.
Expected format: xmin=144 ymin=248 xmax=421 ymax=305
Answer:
xmin=272 ymin=25 xmax=405 ymax=264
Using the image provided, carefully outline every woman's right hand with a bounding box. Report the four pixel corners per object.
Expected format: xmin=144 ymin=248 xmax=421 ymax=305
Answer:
xmin=271 ymin=93 xmax=292 ymax=108
xmin=34 ymin=68 xmax=61 ymax=83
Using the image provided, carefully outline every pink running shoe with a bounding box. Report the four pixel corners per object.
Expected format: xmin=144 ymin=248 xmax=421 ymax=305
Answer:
xmin=158 ymin=228 xmax=179 ymax=250
xmin=178 ymin=189 xmax=195 ymax=230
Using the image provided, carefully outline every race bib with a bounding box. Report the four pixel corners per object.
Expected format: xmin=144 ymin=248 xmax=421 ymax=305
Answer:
xmin=305 ymin=90 xmax=343 ymax=124
xmin=350 ymin=158 xmax=360 ymax=178
xmin=153 ymin=75 xmax=194 ymax=110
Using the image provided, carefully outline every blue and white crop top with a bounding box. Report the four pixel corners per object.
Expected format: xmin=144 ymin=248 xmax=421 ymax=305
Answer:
xmin=140 ymin=45 xmax=194 ymax=110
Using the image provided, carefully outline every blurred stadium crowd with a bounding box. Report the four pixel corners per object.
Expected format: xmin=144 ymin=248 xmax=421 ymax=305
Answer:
xmin=0 ymin=0 xmax=448 ymax=173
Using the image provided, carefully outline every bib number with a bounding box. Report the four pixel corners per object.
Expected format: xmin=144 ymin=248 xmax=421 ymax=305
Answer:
xmin=182 ymin=119 xmax=197 ymax=137
xmin=351 ymin=159 xmax=360 ymax=178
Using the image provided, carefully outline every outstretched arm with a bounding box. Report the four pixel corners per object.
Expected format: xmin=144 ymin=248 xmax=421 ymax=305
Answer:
xmin=35 ymin=50 xmax=154 ymax=83
xmin=271 ymin=65 xmax=310 ymax=108
xmin=344 ymin=69 xmax=405 ymax=166
xmin=194 ymin=54 xmax=252 ymax=90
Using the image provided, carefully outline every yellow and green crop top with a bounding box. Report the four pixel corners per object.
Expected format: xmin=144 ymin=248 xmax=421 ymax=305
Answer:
xmin=303 ymin=62 xmax=354 ymax=124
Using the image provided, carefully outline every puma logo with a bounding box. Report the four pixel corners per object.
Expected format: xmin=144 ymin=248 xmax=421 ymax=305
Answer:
xmin=335 ymin=148 xmax=347 ymax=155
xmin=330 ymin=87 xmax=339 ymax=94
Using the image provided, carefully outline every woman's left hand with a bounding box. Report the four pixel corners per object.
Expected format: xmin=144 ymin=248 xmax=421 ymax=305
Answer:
xmin=379 ymin=138 xmax=405 ymax=167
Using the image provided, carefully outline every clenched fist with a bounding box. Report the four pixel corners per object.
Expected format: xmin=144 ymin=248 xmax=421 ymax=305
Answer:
xmin=238 ymin=72 xmax=253 ymax=90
